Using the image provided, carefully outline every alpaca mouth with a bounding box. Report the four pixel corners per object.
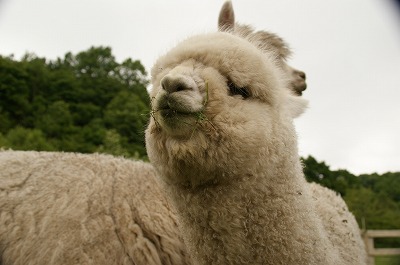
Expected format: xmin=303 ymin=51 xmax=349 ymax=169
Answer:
xmin=154 ymin=106 xmax=201 ymax=134
xmin=155 ymin=94 xmax=204 ymax=120
xmin=292 ymin=80 xmax=307 ymax=96
xmin=157 ymin=101 xmax=195 ymax=118
xmin=158 ymin=107 xmax=194 ymax=119
xmin=151 ymin=93 xmax=208 ymax=135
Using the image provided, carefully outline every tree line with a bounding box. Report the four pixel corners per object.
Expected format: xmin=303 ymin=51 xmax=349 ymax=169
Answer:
xmin=0 ymin=46 xmax=150 ymax=158
xmin=1 ymin=47 xmax=399 ymax=248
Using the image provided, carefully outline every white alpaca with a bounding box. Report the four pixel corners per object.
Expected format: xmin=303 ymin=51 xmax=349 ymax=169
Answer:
xmin=145 ymin=3 xmax=366 ymax=265
xmin=0 ymin=2 xmax=366 ymax=265
xmin=0 ymin=151 xmax=191 ymax=265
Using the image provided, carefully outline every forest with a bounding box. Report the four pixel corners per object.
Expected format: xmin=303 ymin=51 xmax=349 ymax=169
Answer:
xmin=0 ymin=46 xmax=149 ymax=158
xmin=1 ymin=47 xmax=399 ymax=249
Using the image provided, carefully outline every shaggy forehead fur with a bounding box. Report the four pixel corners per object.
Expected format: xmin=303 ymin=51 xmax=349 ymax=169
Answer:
xmin=151 ymin=32 xmax=286 ymax=105
xmin=231 ymin=23 xmax=292 ymax=60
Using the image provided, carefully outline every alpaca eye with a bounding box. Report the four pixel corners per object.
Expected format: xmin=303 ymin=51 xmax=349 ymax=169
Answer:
xmin=227 ymin=81 xmax=250 ymax=99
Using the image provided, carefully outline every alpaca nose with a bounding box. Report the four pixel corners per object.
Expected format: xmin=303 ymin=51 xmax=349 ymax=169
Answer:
xmin=297 ymin=70 xmax=306 ymax=80
xmin=161 ymin=74 xmax=196 ymax=94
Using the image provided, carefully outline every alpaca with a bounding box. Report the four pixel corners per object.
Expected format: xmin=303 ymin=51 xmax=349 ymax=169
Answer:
xmin=0 ymin=3 xmax=307 ymax=265
xmin=0 ymin=151 xmax=191 ymax=265
xmin=145 ymin=5 xmax=366 ymax=265
xmin=0 ymin=2 xmax=365 ymax=265
xmin=218 ymin=1 xmax=307 ymax=96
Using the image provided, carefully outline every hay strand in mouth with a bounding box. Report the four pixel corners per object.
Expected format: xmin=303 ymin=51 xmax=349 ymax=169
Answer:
xmin=149 ymin=80 xmax=216 ymax=136
xmin=147 ymin=96 xmax=161 ymax=129
xmin=203 ymin=81 xmax=209 ymax=107
xmin=189 ymin=81 xmax=218 ymax=137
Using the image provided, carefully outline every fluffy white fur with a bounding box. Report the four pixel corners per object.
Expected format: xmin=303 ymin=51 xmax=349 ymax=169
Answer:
xmin=145 ymin=3 xmax=367 ymax=265
xmin=0 ymin=151 xmax=191 ymax=265
xmin=0 ymin=150 xmax=365 ymax=265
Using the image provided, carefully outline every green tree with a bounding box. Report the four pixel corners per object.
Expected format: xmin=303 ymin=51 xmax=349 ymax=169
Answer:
xmin=5 ymin=127 xmax=54 ymax=151
xmin=96 ymin=129 xmax=131 ymax=158
xmin=0 ymin=55 xmax=30 ymax=129
xmin=37 ymin=100 xmax=74 ymax=138
xmin=0 ymin=132 xmax=8 ymax=148
xmin=364 ymin=172 xmax=400 ymax=202
xmin=104 ymin=90 xmax=149 ymax=157
xmin=345 ymin=187 xmax=400 ymax=248
xmin=0 ymin=47 xmax=150 ymax=158
xmin=115 ymin=58 xmax=149 ymax=104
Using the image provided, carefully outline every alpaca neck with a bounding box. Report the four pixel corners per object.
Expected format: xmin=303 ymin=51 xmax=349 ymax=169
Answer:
xmin=167 ymin=157 xmax=337 ymax=265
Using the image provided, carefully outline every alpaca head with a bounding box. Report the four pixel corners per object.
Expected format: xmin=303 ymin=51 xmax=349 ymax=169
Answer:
xmin=218 ymin=1 xmax=307 ymax=95
xmin=145 ymin=29 xmax=308 ymax=188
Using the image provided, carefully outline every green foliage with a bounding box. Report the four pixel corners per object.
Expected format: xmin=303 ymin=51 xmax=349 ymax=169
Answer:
xmin=96 ymin=129 xmax=132 ymax=158
xmin=302 ymin=155 xmax=361 ymax=196
xmin=0 ymin=47 xmax=149 ymax=158
xmin=0 ymin=132 xmax=9 ymax=147
xmin=104 ymin=91 xmax=148 ymax=156
xmin=375 ymin=256 xmax=400 ymax=265
xmin=37 ymin=100 xmax=74 ymax=138
xmin=4 ymin=127 xmax=54 ymax=151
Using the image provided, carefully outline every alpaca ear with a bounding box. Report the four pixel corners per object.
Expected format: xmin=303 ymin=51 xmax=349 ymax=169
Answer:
xmin=218 ymin=1 xmax=235 ymax=31
xmin=284 ymin=93 xmax=308 ymax=118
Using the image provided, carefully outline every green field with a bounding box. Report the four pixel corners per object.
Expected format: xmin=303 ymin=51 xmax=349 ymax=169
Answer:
xmin=376 ymin=256 xmax=400 ymax=265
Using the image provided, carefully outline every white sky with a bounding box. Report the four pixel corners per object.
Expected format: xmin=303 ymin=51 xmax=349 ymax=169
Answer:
xmin=1 ymin=0 xmax=399 ymax=175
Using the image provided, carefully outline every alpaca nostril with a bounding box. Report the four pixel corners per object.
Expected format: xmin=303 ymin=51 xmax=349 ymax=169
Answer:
xmin=298 ymin=71 xmax=306 ymax=80
xmin=175 ymin=84 xmax=185 ymax=92
xmin=161 ymin=75 xmax=196 ymax=94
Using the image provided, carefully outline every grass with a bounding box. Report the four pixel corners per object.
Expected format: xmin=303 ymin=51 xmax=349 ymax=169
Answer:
xmin=375 ymin=256 xmax=400 ymax=265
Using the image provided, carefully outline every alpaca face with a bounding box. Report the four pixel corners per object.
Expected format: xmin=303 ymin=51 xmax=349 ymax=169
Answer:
xmin=146 ymin=32 xmax=307 ymax=187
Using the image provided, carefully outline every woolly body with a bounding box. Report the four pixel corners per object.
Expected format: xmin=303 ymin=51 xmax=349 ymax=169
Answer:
xmin=0 ymin=151 xmax=190 ymax=265
xmin=146 ymin=29 xmax=366 ymax=264
xmin=0 ymin=150 xmax=365 ymax=265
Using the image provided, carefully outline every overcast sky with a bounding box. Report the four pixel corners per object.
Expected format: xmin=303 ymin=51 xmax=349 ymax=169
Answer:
xmin=1 ymin=0 xmax=399 ymax=175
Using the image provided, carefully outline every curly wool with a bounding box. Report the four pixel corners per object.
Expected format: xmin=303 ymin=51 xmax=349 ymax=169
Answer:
xmin=0 ymin=150 xmax=366 ymax=265
xmin=0 ymin=150 xmax=191 ymax=265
